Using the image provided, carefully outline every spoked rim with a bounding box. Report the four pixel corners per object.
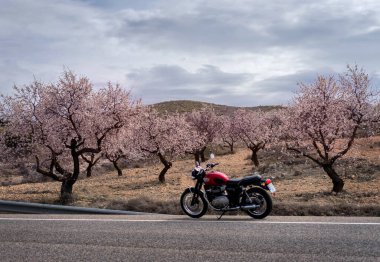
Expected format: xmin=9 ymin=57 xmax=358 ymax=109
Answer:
xmin=245 ymin=192 xmax=268 ymax=216
xmin=182 ymin=193 xmax=205 ymax=216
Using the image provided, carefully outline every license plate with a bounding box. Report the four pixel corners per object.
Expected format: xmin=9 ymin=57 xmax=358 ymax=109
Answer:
xmin=267 ymin=183 xmax=276 ymax=193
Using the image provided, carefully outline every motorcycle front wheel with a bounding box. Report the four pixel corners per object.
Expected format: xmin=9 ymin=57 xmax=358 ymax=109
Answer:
xmin=180 ymin=188 xmax=208 ymax=218
xmin=244 ymin=187 xmax=272 ymax=219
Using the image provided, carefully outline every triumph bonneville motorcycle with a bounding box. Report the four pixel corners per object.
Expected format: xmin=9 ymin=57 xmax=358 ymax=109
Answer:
xmin=180 ymin=161 xmax=276 ymax=219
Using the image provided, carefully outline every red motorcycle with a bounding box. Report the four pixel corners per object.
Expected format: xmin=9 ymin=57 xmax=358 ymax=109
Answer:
xmin=180 ymin=161 xmax=276 ymax=219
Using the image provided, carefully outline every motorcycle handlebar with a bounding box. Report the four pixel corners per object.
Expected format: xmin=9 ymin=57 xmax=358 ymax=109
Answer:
xmin=191 ymin=162 xmax=219 ymax=179
xmin=206 ymin=162 xmax=219 ymax=169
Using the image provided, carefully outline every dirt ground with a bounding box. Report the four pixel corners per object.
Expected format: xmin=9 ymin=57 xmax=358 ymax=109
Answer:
xmin=0 ymin=137 xmax=379 ymax=216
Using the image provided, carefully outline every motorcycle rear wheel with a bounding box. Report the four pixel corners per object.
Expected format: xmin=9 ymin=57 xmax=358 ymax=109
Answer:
xmin=180 ymin=188 xmax=208 ymax=218
xmin=244 ymin=187 xmax=272 ymax=219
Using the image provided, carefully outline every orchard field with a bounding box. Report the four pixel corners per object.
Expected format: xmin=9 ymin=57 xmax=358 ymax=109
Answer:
xmin=1 ymin=66 xmax=379 ymax=216
xmin=1 ymin=136 xmax=379 ymax=216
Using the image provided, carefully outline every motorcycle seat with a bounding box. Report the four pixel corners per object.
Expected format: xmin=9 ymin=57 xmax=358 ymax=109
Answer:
xmin=226 ymin=178 xmax=241 ymax=186
xmin=227 ymin=175 xmax=262 ymax=187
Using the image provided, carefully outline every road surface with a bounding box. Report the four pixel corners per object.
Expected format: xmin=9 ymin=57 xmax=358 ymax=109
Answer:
xmin=0 ymin=214 xmax=379 ymax=261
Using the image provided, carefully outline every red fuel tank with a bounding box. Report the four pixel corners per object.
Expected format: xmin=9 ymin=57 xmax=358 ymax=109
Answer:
xmin=204 ymin=171 xmax=230 ymax=186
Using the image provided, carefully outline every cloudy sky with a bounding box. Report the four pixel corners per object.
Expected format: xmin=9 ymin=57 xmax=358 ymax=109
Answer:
xmin=1 ymin=0 xmax=379 ymax=106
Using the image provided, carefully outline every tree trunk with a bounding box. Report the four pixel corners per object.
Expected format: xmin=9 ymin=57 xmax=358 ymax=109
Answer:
xmin=200 ymin=147 xmax=206 ymax=162
xmin=112 ymin=160 xmax=123 ymax=176
xmin=157 ymin=152 xmax=172 ymax=183
xmin=83 ymin=154 xmax=100 ymax=178
xmin=194 ymin=151 xmax=201 ymax=163
xmin=322 ymin=164 xmax=345 ymax=193
xmin=159 ymin=165 xmax=171 ymax=183
xmin=59 ymin=139 xmax=81 ymax=203
xmin=60 ymin=180 xmax=74 ymax=204
xmin=229 ymin=143 xmax=234 ymax=154
xmin=86 ymin=164 xmax=93 ymax=177
xmin=250 ymin=149 xmax=260 ymax=167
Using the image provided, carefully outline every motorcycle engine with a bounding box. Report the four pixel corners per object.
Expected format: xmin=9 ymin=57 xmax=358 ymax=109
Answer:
xmin=205 ymin=185 xmax=230 ymax=209
xmin=211 ymin=196 xmax=229 ymax=209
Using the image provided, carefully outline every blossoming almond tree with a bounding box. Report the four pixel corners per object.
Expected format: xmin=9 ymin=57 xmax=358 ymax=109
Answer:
xmin=232 ymin=109 xmax=277 ymax=166
xmin=282 ymin=65 xmax=374 ymax=193
xmin=137 ymin=108 xmax=198 ymax=183
xmin=80 ymin=122 xmax=142 ymax=178
xmin=218 ymin=115 xmax=240 ymax=153
xmin=186 ymin=108 xmax=223 ymax=162
xmin=0 ymin=71 xmax=139 ymax=202
xmin=101 ymin=118 xmax=144 ymax=177
xmin=81 ymin=152 xmax=101 ymax=177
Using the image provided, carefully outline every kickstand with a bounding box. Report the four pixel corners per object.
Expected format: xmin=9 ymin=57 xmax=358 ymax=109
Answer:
xmin=217 ymin=210 xmax=226 ymax=220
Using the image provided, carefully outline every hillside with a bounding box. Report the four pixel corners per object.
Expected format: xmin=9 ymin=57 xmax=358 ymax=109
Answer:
xmin=1 ymin=137 xmax=379 ymax=216
xmin=151 ymin=100 xmax=283 ymax=115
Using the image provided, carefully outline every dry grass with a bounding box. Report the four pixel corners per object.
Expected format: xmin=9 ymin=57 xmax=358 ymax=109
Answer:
xmin=0 ymin=137 xmax=379 ymax=216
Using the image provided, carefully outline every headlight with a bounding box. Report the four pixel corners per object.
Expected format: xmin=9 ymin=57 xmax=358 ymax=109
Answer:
xmin=191 ymin=169 xmax=199 ymax=178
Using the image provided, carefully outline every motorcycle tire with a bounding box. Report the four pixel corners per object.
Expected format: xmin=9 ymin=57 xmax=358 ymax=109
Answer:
xmin=180 ymin=188 xmax=208 ymax=218
xmin=244 ymin=187 xmax=273 ymax=219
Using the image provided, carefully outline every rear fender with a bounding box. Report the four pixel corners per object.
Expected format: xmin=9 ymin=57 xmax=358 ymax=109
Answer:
xmin=246 ymin=178 xmax=270 ymax=190
xmin=257 ymin=178 xmax=276 ymax=192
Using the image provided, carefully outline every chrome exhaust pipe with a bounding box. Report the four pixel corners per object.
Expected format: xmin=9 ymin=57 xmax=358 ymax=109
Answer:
xmin=240 ymin=204 xmax=260 ymax=210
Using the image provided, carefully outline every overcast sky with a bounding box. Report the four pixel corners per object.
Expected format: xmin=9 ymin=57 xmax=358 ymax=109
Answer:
xmin=1 ymin=0 xmax=379 ymax=106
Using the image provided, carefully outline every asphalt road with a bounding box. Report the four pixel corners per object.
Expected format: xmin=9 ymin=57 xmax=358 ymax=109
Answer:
xmin=0 ymin=214 xmax=379 ymax=262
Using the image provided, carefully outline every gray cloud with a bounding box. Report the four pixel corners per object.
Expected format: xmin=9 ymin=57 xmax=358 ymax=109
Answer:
xmin=114 ymin=1 xmax=380 ymax=56
xmin=0 ymin=60 xmax=32 ymax=93
xmin=128 ymin=65 xmax=252 ymax=87
xmin=127 ymin=65 xmax=253 ymax=104
xmin=127 ymin=63 xmax=370 ymax=106
xmin=0 ymin=0 xmax=379 ymax=106
xmin=116 ymin=14 xmax=258 ymax=53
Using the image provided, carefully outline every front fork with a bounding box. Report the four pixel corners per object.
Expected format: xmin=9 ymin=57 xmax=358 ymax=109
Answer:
xmin=190 ymin=180 xmax=203 ymax=205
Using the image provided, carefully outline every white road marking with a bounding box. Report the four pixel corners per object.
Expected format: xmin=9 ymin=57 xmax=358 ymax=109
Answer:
xmin=0 ymin=217 xmax=379 ymax=225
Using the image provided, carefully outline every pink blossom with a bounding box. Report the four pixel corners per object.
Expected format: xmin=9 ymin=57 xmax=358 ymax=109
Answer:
xmin=282 ymin=65 xmax=374 ymax=192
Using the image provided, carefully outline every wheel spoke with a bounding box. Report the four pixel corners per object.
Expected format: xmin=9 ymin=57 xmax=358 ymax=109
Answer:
xmin=246 ymin=192 xmax=267 ymax=216
xmin=180 ymin=189 xmax=208 ymax=218
xmin=183 ymin=193 xmax=204 ymax=215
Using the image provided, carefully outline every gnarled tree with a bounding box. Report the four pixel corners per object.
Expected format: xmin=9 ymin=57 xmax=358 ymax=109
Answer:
xmin=186 ymin=108 xmax=223 ymax=162
xmin=233 ymin=109 xmax=276 ymax=166
xmin=218 ymin=115 xmax=240 ymax=153
xmin=102 ymin=119 xmax=144 ymax=177
xmin=137 ymin=108 xmax=197 ymax=183
xmin=282 ymin=65 xmax=374 ymax=193
xmin=81 ymin=152 xmax=102 ymax=177
xmin=0 ymin=71 xmax=139 ymax=202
